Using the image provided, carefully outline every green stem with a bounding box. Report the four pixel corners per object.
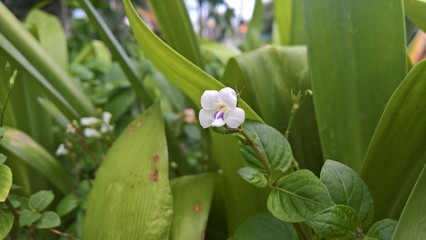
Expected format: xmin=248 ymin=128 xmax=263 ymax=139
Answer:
xmin=294 ymin=222 xmax=309 ymax=240
xmin=0 ymin=84 xmax=12 ymax=127
xmin=284 ymin=107 xmax=297 ymax=139
xmin=240 ymin=129 xmax=272 ymax=175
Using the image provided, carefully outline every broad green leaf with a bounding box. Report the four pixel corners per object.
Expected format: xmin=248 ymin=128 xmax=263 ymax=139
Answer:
xmin=404 ymin=0 xmax=426 ymax=32
xmin=0 ymin=164 xmax=12 ymax=202
xmin=29 ymin=190 xmax=54 ymax=212
xmin=392 ymin=162 xmax=426 ymax=240
xmin=37 ymin=97 xmax=70 ymax=128
xmin=237 ymin=167 xmax=267 ymax=188
xmin=360 ymin=60 xmax=426 ymax=219
xmin=36 ymin=211 xmax=60 ymax=229
xmin=76 ymin=0 xmax=152 ymax=106
xmin=1 ymin=128 xmax=73 ymax=194
xmin=267 ymin=169 xmax=333 ymax=222
xmin=321 ymin=160 xmax=374 ymax=228
xmin=82 ymin=103 xmax=173 ymax=240
xmin=302 ymin=0 xmax=407 ymax=171
xmin=0 ymin=3 xmax=95 ymax=118
xmin=199 ymin=39 xmax=241 ymax=65
xmin=0 ymin=153 xmax=6 ymax=165
xmin=240 ymin=120 xmax=292 ymax=174
xmin=222 ymin=46 xmax=323 ymax=174
xmin=274 ymin=0 xmax=306 ymax=45
xmin=365 ymin=219 xmax=397 ymax=240
xmin=232 ymin=213 xmax=298 ymax=240
xmin=19 ymin=209 xmax=42 ymax=227
xmin=149 ymin=0 xmax=204 ymax=68
xmin=56 ymin=194 xmax=79 ymax=217
xmin=241 ymin=0 xmax=263 ymax=51
xmin=123 ymin=0 xmax=262 ymax=122
xmin=0 ymin=208 xmax=13 ymax=239
xmin=169 ymin=173 xmax=217 ymax=240
xmin=307 ymin=205 xmax=362 ymax=240
xmin=24 ymin=9 xmax=68 ymax=70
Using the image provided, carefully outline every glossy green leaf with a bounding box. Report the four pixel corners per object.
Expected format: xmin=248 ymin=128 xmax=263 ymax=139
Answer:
xmin=360 ymin=60 xmax=426 ymax=219
xmin=36 ymin=211 xmax=60 ymax=229
xmin=365 ymin=219 xmax=397 ymax=240
xmin=82 ymin=103 xmax=173 ymax=240
xmin=56 ymin=194 xmax=79 ymax=217
xmin=169 ymin=173 xmax=217 ymax=240
xmin=404 ymin=0 xmax=426 ymax=32
xmin=123 ymin=0 xmax=261 ymax=122
xmin=303 ymin=0 xmax=407 ymax=171
xmin=307 ymin=205 xmax=361 ymax=240
xmin=149 ymin=0 xmax=204 ymax=68
xmin=237 ymin=167 xmax=267 ymax=188
xmin=24 ymin=9 xmax=68 ymax=70
xmin=241 ymin=0 xmax=263 ymax=51
xmin=76 ymin=0 xmax=152 ymax=106
xmin=267 ymin=169 xmax=333 ymax=222
xmin=392 ymin=162 xmax=426 ymax=240
xmin=240 ymin=120 xmax=292 ymax=174
xmin=29 ymin=190 xmax=54 ymax=212
xmin=19 ymin=209 xmax=42 ymax=227
xmin=0 ymin=208 xmax=13 ymax=239
xmin=1 ymin=128 xmax=73 ymax=194
xmin=321 ymin=160 xmax=374 ymax=228
xmin=274 ymin=0 xmax=306 ymax=45
xmin=0 ymin=2 xmax=95 ymax=118
xmin=232 ymin=213 xmax=298 ymax=240
xmin=222 ymin=46 xmax=323 ymax=174
xmin=0 ymin=164 xmax=12 ymax=202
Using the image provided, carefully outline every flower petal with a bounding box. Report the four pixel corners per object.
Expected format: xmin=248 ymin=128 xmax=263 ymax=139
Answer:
xmin=218 ymin=87 xmax=237 ymax=109
xmin=225 ymin=107 xmax=245 ymax=128
xmin=199 ymin=109 xmax=216 ymax=128
xmin=201 ymin=90 xmax=219 ymax=110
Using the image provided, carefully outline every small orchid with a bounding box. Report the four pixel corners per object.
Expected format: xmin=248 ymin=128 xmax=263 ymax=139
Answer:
xmin=199 ymin=87 xmax=245 ymax=129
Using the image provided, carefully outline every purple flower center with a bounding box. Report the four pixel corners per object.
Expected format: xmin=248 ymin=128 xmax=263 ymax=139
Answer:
xmin=213 ymin=111 xmax=225 ymax=121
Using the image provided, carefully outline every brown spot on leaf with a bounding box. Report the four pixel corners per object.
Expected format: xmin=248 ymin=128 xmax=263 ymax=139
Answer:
xmin=149 ymin=168 xmax=159 ymax=182
xmin=193 ymin=204 xmax=201 ymax=213
xmin=137 ymin=120 xmax=143 ymax=128
xmin=152 ymin=154 xmax=160 ymax=163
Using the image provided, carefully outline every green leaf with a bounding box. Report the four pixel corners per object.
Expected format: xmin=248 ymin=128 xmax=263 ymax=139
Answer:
xmin=232 ymin=213 xmax=298 ymax=240
xmin=29 ymin=190 xmax=54 ymax=212
xmin=37 ymin=97 xmax=70 ymax=128
xmin=360 ymin=60 xmax=426 ymax=219
xmin=0 ymin=164 xmax=12 ymax=202
xmin=1 ymin=128 xmax=73 ymax=194
xmin=404 ymin=0 xmax=426 ymax=32
xmin=321 ymin=160 xmax=374 ymax=228
xmin=82 ymin=102 xmax=173 ymax=240
xmin=56 ymin=194 xmax=79 ymax=217
xmin=240 ymin=120 xmax=292 ymax=174
xmin=222 ymin=46 xmax=323 ymax=174
xmin=0 ymin=153 xmax=6 ymax=165
xmin=274 ymin=0 xmax=306 ymax=45
xmin=0 ymin=127 xmax=6 ymax=137
xmin=0 ymin=208 xmax=13 ymax=239
xmin=35 ymin=211 xmax=60 ymax=229
xmin=19 ymin=209 xmax=42 ymax=227
xmin=365 ymin=219 xmax=397 ymax=240
xmin=169 ymin=173 xmax=217 ymax=240
xmin=267 ymin=169 xmax=333 ymax=222
xmin=241 ymin=0 xmax=263 ymax=51
xmin=302 ymin=0 xmax=407 ymax=170
xmin=123 ymin=0 xmax=262 ymax=122
xmin=307 ymin=205 xmax=362 ymax=240
xmin=237 ymin=167 xmax=267 ymax=188
xmin=392 ymin=161 xmax=426 ymax=239
xmin=149 ymin=0 xmax=204 ymax=68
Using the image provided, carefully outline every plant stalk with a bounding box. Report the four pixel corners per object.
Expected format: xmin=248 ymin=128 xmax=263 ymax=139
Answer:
xmin=240 ymin=129 xmax=272 ymax=175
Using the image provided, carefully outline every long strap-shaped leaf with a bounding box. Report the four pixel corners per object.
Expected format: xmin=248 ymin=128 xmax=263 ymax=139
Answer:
xmin=360 ymin=60 xmax=426 ymax=220
xmin=0 ymin=3 xmax=95 ymax=118
xmin=302 ymin=0 xmax=407 ymax=171
xmin=122 ymin=0 xmax=262 ymax=122
xmin=149 ymin=0 xmax=204 ymax=68
xmin=404 ymin=0 xmax=426 ymax=32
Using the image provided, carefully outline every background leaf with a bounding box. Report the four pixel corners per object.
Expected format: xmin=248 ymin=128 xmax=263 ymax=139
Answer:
xmin=29 ymin=190 xmax=54 ymax=212
xmin=365 ymin=219 xmax=397 ymax=240
xmin=404 ymin=0 xmax=426 ymax=32
xmin=0 ymin=164 xmax=12 ymax=202
xmin=360 ymin=60 xmax=426 ymax=220
xmin=0 ymin=209 xmax=13 ymax=239
xmin=274 ymin=0 xmax=306 ymax=45
xmin=302 ymin=0 xmax=407 ymax=170
xmin=82 ymin=103 xmax=173 ymax=240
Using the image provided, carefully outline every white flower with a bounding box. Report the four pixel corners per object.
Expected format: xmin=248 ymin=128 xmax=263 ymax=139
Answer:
xmin=100 ymin=111 xmax=114 ymax=133
xmin=55 ymin=144 xmax=68 ymax=156
xmin=102 ymin=112 xmax=112 ymax=124
xmin=80 ymin=117 xmax=100 ymax=126
xmin=66 ymin=124 xmax=76 ymax=134
xmin=84 ymin=128 xmax=101 ymax=138
xmin=199 ymin=87 xmax=245 ymax=129
xmin=100 ymin=124 xmax=114 ymax=133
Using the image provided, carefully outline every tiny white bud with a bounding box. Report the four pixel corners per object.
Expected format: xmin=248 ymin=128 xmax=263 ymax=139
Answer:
xmin=55 ymin=144 xmax=68 ymax=156
xmin=84 ymin=128 xmax=101 ymax=138
xmin=80 ymin=117 xmax=100 ymax=126
xmin=102 ymin=111 xmax=112 ymax=124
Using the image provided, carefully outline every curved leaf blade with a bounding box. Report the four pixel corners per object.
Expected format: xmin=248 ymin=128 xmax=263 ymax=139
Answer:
xmin=366 ymin=219 xmax=397 ymax=240
xmin=0 ymin=209 xmax=13 ymax=239
xmin=0 ymin=164 xmax=12 ymax=202
xmin=404 ymin=0 xmax=426 ymax=32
